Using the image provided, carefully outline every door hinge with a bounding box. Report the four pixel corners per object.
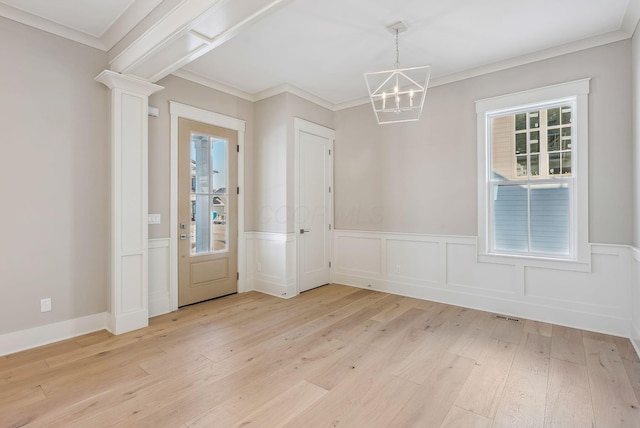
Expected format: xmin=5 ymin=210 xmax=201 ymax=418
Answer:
xmin=329 ymin=261 xmax=332 ymax=268
xmin=237 ymin=187 xmax=240 ymax=195
xmin=329 ymin=224 xmax=331 ymax=230
xmin=329 ymin=149 xmax=331 ymax=155
xmin=329 ymin=186 xmax=331 ymax=193
xmin=237 ymin=145 xmax=240 ymax=153
xmin=237 ymin=272 xmax=239 ymax=280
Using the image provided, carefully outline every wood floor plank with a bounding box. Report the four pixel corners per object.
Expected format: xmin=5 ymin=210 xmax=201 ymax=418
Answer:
xmin=492 ymin=368 xmax=547 ymax=427
xmin=584 ymin=337 xmax=640 ymax=427
xmin=187 ymin=380 xmax=327 ymax=427
xmin=389 ymin=352 xmax=475 ymax=427
xmin=1 ymin=284 xmax=639 ymax=427
xmin=544 ymin=357 xmax=595 ymax=428
xmin=524 ymin=319 xmax=553 ymax=337
xmin=511 ymin=332 xmax=551 ymax=376
xmin=439 ymin=405 xmax=492 ymax=428
xmin=453 ymin=340 xmax=516 ymax=418
xmin=550 ymin=325 xmax=586 ymax=365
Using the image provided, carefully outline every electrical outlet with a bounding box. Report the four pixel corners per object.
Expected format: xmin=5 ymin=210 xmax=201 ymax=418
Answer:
xmin=395 ymin=265 xmax=401 ymax=274
xmin=40 ymin=298 xmax=52 ymax=312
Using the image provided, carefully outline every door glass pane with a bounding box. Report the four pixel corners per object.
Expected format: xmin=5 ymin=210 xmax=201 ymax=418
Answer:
xmin=211 ymin=139 xmax=228 ymax=252
xmin=493 ymin=184 xmax=529 ymax=252
xmin=515 ymin=113 xmax=526 ymax=131
xmin=190 ymin=134 xmax=229 ymax=255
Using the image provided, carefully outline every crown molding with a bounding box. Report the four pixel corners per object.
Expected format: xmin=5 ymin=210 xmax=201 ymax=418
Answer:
xmin=171 ymin=69 xmax=255 ymax=101
xmin=0 ymin=3 xmax=106 ymax=50
xmin=253 ymin=83 xmax=334 ymax=111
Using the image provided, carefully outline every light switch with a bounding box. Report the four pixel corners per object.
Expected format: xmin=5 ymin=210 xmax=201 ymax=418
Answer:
xmin=148 ymin=214 xmax=161 ymax=225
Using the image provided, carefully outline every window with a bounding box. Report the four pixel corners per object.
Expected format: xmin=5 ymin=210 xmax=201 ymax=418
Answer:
xmin=476 ymin=80 xmax=589 ymax=263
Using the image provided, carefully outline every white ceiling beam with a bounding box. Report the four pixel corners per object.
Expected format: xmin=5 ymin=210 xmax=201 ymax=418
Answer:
xmin=109 ymin=0 xmax=293 ymax=83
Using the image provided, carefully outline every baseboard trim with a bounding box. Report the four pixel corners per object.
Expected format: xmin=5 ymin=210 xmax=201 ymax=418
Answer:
xmin=0 ymin=312 xmax=107 ymax=357
xmin=334 ymin=274 xmax=630 ymax=337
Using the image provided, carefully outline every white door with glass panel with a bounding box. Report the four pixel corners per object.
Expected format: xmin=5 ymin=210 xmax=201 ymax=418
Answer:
xmin=178 ymin=118 xmax=237 ymax=306
xmin=297 ymin=121 xmax=333 ymax=293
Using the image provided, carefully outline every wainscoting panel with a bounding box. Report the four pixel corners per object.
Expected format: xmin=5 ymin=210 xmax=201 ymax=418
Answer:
xmin=149 ymin=238 xmax=171 ymax=317
xmin=333 ymin=230 xmax=632 ymax=337
xmin=246 ymin=232 xmax=297 ymax=298
xmin=631 ymin=247 xmax=640 ymax=356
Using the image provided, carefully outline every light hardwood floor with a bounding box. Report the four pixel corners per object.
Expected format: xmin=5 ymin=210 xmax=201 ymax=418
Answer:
xmin=2 ymin=284 xmax=640 ymax=427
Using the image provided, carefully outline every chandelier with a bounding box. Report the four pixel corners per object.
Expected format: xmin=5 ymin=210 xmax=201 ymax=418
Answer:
xmin=364 ymin=21 xmax=431 ymax=124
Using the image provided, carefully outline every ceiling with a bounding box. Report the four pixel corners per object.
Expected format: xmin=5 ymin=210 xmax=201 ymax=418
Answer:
xmin=2 ymin=0 xmax=638 ymax=107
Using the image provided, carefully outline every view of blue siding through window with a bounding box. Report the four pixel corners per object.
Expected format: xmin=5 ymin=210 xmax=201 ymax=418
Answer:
xmin=494 ymin=184 xmax=570 ymax=255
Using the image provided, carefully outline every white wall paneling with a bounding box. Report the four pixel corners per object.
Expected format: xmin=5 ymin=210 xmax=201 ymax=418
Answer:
xmin=631 ymin=247 xmax=640 ymax=355
xmin=246 ymin=232 xmax=296 ymax=298
xmin=333 ymin=230 xmax=633 ymax=337
xmin=95 ymin=70 xmax=163 ymax=335
xmin=149 ymin=238 xmax=171 ymax=317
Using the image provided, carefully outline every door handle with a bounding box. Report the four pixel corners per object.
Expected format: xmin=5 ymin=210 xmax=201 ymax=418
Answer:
xmin=300 ymin=229 xmax=310 ymax=234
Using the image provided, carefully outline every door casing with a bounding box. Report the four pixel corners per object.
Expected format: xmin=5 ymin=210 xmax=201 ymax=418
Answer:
xmin=170 ymin=101 xmax=246 ymax=311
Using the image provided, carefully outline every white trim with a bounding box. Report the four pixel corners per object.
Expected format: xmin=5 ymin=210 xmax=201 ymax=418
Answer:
xmin=332 ymin=230 xmax=632 ymax=337
xmin=254 ymin=84 xmax=334 ymax=111
xmin=476 ymin=79 xmax=590 ymax=266
xmin=294 ymin=118 xmax=335 ymax=295
xmin=149 ymin=238 xmax=172 ymax=317
xmin=169 ymin=101 xmax=246 ymax=311
xmin=0 ymin=313 xmax=107 ymax=357
xmin=172 ymin=70 xmax=254 ymax=102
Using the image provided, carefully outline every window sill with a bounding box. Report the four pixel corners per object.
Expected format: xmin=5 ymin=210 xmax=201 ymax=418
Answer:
xmin=477 ymin=251 xmax=591 ymax=272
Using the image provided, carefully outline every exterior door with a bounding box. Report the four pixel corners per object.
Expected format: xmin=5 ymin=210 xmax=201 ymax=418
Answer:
xmin=298 ymin=123 xmax=333 ymax=292
xmin=178 ymin=118 xmax=238 ymax=306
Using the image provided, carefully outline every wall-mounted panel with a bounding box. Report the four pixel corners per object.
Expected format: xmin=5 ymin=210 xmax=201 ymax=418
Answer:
xmin=335 ymin=235 xmax=382 ymax=275
xmin=446 ymin=242 xmax=515 ymax=294
xmin=525 ymin=253 xmax=624 ymax=311
xmin=387 ymin=239 xmax=440 ymax=283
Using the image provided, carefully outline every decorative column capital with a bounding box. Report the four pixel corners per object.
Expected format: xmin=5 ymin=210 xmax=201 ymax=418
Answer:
xmin=95 ymin=70 xmax=163 ymax=96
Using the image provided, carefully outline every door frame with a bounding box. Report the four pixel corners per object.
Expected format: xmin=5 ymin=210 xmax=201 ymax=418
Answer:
xmin=294 ymin=117 xmax=335 ymax=295
xmin=169 ymin=101 xmax=246 ymax=311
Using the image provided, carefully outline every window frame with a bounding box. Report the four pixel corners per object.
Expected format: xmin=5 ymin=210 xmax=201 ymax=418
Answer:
xmin=476 ymin=79 xmax=590 ymax=269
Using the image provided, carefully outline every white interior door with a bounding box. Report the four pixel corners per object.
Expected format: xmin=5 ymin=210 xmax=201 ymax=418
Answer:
xmin=297 ymin=120 xmax=333 ymax=293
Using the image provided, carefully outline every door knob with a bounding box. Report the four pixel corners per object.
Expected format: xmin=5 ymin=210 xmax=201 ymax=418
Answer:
xmin=300 ymin=229 xmax=310 ymax=234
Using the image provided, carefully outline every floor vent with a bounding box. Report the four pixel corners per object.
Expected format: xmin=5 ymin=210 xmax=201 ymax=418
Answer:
xmin=494 ymin=314 xmax=521 ymax=323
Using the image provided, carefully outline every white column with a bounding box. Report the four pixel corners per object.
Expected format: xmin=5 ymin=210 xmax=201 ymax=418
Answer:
xmin=95 ymin=70 xmax=163 ymax=334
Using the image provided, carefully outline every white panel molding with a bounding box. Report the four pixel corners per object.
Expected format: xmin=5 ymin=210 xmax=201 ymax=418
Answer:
xmin=0 ymin=313 xmax=107 ymax=357
xmin=246 ymin=232 xmax=297 ymax=298
xmin=96 ymin=70 xmax=164 ymax=335
xmin=149 ymin=238 xmax=171 ymax=317
xmin=169 ymin=101 xmax=247 ymax=311
xmin=631 ymin=246 xmax=640 ymax=357
xmin=332 ymin=230 xmax=633 ymax=337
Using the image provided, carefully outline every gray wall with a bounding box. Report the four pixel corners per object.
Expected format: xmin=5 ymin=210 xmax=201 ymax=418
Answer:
xmin=148 ymin=75 xmax=255 ymax=238
xmin=253 ymin=92 xmax=333 ymax=233
xmin=335 ymin=40 xmax=633 ymax=245
xmin=0 ymin=18 xmax=109 ymax=334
